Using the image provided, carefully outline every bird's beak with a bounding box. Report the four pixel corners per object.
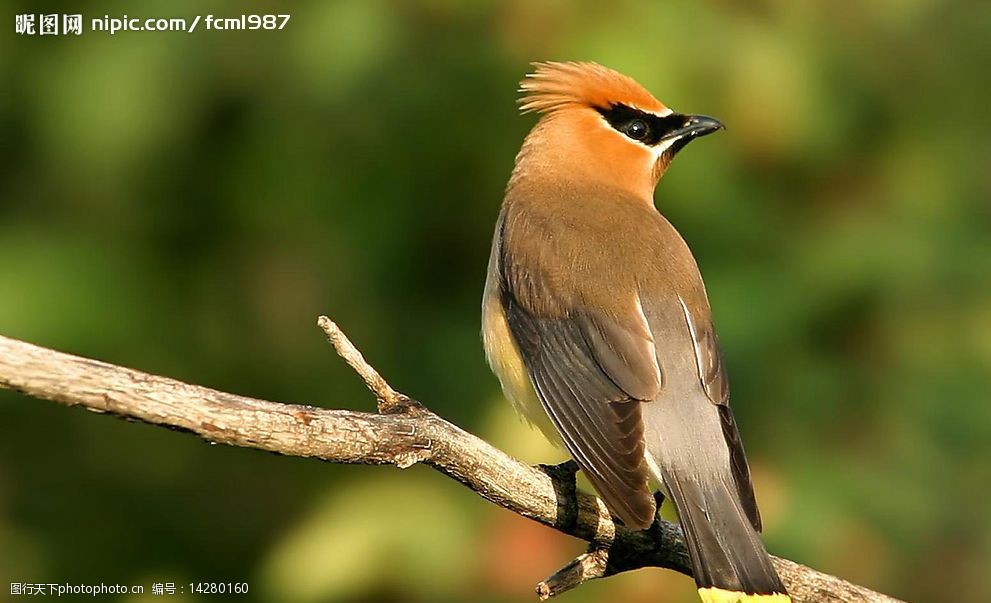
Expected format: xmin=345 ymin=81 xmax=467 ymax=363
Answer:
xmin=662 ymin=114 xmax=725 ymax=144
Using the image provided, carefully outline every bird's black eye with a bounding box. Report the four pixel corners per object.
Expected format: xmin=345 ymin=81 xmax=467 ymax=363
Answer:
xmin=623 ymin=119 xmax=649 ymax=141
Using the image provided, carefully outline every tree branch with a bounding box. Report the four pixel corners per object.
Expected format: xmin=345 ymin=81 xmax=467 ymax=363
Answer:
xmin=0 ymin=318 xmax=904 ymax=603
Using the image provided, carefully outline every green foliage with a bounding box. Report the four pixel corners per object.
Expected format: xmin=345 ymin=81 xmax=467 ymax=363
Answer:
xmin=1 ymin=1 xmax=989 ymax=601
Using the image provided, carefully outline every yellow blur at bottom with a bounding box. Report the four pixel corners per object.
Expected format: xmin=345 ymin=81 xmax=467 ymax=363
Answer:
xmin=698 ymin=588 xmax=792 ymax=603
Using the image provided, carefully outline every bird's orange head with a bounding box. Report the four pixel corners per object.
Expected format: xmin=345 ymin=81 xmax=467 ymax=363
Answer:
xmin=513 ymin=61 xmax=723 ymax=200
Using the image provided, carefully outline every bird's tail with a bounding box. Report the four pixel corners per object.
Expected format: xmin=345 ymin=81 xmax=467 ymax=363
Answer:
xmin=661 ymin=468 xmax=789 ymax=603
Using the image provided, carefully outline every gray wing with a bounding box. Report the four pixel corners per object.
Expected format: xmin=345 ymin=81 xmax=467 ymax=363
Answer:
xmin=502 ymin=291 xmax=660 ymax=529
xmin=693 ymin=319 xmax=761 ymax=531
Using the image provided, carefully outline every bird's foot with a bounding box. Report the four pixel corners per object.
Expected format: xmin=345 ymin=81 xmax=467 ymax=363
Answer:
xmin=538 ymin=458 xmax=580 ymax=480
xmin=538 ymin=459 xmax=580 ymax=531
xmin=653 ymin=490 xmax=665 ymax=509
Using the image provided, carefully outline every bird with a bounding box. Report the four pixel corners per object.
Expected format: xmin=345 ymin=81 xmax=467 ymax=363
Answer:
xmin=482 ymin=62 xmax=789 ymax=603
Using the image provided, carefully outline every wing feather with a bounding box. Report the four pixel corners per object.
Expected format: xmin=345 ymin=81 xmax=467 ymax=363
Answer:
xmin=503 ymin=292 xmax=658 ymax=528
xmin=683 ymin=302 xmax=761 ymax=532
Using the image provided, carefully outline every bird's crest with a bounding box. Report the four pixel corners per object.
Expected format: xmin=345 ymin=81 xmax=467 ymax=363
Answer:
xmin=519 ymin=61 xmax=667 ymax=116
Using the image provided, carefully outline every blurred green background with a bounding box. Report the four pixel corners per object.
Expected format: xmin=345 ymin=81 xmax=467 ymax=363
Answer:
xmin=1 ymin=1 xmax=989 ymax=602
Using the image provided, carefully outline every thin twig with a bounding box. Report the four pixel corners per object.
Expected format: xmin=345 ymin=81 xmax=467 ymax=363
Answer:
xmin=317 ymin=315 xmax=407 ymax=412
xmin=536 ymin=545 xmax=611 ymax=600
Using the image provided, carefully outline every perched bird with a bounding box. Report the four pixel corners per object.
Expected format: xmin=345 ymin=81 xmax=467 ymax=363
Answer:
xmin=482 ymin=62 xmax=789 ymax=603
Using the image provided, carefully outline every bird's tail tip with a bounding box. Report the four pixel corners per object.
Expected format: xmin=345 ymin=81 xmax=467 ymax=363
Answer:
xmin=698 ymin=588 xmax=791 ymax=603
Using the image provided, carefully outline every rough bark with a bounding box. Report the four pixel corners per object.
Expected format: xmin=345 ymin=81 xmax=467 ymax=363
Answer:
xmin=0 ymin=318 xmax=906 ymax=603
